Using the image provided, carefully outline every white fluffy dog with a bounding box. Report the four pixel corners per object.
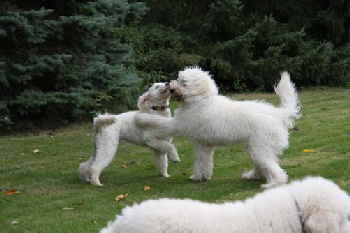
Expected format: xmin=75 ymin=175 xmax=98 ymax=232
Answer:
xmin=79 ymin=82 xmax=180 ymax=186
xmin=136 ymin=67 xmax=300 ymax=188
xmin=100 ymin=177 xmax=350 ymax=233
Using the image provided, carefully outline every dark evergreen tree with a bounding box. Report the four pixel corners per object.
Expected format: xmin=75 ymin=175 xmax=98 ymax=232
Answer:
xmin=0 ymin=0 xmax=147 ymax=129
xmin=1 ymin=0 xmax=350 ymax=130
xmin=140 ymin=0 xmax=350 ymax=91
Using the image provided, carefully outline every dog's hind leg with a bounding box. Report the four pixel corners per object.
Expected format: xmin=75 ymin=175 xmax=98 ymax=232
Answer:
xmin=241 ymin=167 xmax=263 ymax=180
xmin=247 ymin=144 xmax=288 ymax=188
xmin=242 ymin=145 xmax=263 ymax=180
xmin=90 ymin=119 xmax=121 ymax=186
xmin=79 ymin=115 xmax=121 ymax=186
xmin=190 ymin=144 xmax=215 ymax=181
xmin=153 ymin=151 xmax=170 ymax=177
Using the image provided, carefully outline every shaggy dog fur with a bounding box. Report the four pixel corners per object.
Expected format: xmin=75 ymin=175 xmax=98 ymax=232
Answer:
xmin=136 ymin=67 xmax=301 ymax=188
xmin=79 ymin=83 xmax=180 ymax=186
xmin=100 ymin=177 xmax=350 ymax=233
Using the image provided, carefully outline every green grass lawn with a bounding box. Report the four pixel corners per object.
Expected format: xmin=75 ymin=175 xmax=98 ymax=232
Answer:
xmin=1 ymin=88 xmax=349 ymax=233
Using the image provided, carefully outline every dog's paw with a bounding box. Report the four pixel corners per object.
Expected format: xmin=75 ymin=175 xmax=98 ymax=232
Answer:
xmin=91 ymin=181 xmax=103 ymax=186
xmin=79 ymin=174 xmax=90 ymax=183
xmin=168 ymin=153 xmax=181 ymax=163
xmin=189 ymin=175 xmax=210 ymax=182
xmin=241 ymin=170 xmax=262 ymax=180
xmin=189 ymin=174 xmax=201 ymax=181
xmin=90 ymin=177 xmax=103 ymax=186
xmin=161 ymin=173 xmax=171 ymax=178
xmin=171 ymin=157 xmax=181 ymax=163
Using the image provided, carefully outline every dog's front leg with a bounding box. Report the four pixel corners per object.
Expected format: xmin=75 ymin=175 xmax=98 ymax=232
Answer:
xmin=145 ymin=138 xmax=180 ymax=162
xmin=153 ymin=151 xmax=170 ymax=177
xmin=190 ymin=144 xmax=215 ymax=181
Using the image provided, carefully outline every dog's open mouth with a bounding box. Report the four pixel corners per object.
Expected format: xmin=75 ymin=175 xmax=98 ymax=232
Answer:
xmin=159 ymin=88 xmax=172 ymax=100
xmin=170 ymin=91 xmax=183 ymax=101
xmin=160 ymin=88 xmax=170 ymax=95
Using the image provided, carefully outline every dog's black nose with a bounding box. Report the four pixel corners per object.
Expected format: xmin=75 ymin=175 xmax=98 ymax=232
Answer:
xmin=170 ymin=89 xmax=175 ymax=93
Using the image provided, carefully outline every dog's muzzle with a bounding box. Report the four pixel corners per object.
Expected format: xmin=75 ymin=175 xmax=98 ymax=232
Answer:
xmin=165 ymin=82 xmax=175 ymax=94
xmin=168 ymin=81 xmax=182 ymax=98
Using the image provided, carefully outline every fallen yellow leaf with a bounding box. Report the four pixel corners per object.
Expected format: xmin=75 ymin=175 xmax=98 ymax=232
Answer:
xmin=121 ymin=164 xmax=128 ymax=168
xmin=115 ymin=193 xmax=128 ymax=201
xmin=33 ymin=149 xmax=40 ymax=153
xmin=303 ymin=149 xmax=316 ymax=153
xmin=143 ymin=185 xmax=151 ymax=191
xmin=4 ymin=189 xmax=20 ymax=195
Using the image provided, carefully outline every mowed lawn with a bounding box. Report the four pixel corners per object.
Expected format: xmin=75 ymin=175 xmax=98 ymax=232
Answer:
xmin=1 ymin=88 xmax=349 ymax=233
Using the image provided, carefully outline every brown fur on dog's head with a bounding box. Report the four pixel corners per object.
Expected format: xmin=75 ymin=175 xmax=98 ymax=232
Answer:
xmin=137 ymin=82 xmax=171 ymax=112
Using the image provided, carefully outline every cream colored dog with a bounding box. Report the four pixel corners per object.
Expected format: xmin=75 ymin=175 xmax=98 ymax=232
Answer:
xmin=100 ymin=177 xmax=350 ymax=233
xmin=79 ymin=83 xmax=180 ymax=186
xmin=136 ymin=67 xmax=300 ymax=188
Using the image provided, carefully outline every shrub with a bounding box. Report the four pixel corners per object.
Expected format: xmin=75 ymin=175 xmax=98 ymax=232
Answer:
xmin=140 ymin=0 xmax=350 ymax=92
xmin=0 ymin=0 xmax=148 ymax=129
xmin=115 ymin=24 xmax=191 ymax=85
xmin=201 ymin=16 xmax=350 ymax=91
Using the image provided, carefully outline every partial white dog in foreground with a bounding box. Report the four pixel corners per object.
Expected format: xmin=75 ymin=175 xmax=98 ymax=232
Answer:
xmin=79 ymin=82 xmax=180 ymax=186
xmin=100 ymin=177 xmax=350 ymax=233
xmin=137 ymin=67 xmax=301 ymax=188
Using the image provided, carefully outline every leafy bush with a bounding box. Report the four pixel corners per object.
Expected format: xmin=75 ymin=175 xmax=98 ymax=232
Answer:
xmin=115 ymin=24 xmax=202 ymax=86
xmin=0 ymin=0 xmax=148 ymax=129
xmin=140 ymin=0 xmax=350 ymax=92
xmin=1 ymin=0 xmax=350 ymax=130
xmin=203 ymin=16 xmax=350 ymax=91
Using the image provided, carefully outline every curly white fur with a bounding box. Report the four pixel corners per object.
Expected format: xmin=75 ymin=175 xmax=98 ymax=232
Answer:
xmin=100 ymin=177 xmax=350 ymax=233
xmin=136 ymin=67 xmax=301 ymax=188
xmin=79 ymin=83 xmax=180 ymax=186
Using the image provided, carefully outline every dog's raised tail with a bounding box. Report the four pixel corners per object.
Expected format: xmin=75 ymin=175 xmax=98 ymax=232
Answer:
xmin=275 ymin=72 xmax=301 ymax=128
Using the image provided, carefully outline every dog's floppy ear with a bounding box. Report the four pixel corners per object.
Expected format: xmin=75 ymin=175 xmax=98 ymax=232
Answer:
xmin=137 ymin=92 xmax=150 ymax=111
xmin=305 ymin=211 xmax=340 ymax=233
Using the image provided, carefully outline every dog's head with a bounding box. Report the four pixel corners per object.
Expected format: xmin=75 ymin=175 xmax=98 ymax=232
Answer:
xmin=137 ymin=82 xmax=171 ymax=112
xmin=169 ymin=66 xmax=218 ymax=101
